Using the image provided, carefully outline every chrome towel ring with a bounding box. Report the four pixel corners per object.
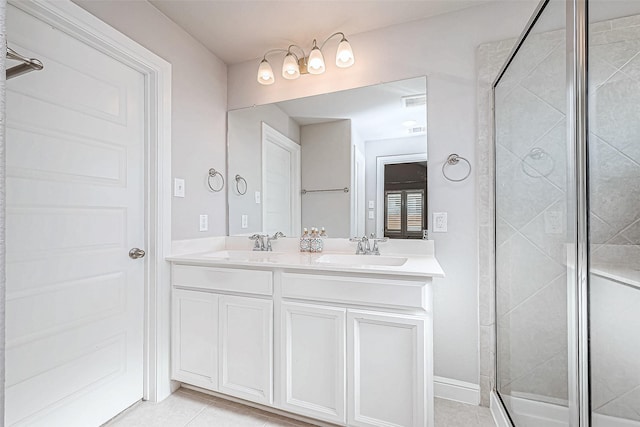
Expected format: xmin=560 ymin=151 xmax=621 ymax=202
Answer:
xmin=442 ymin=154 xmax=472 ymax=182
xmin=235 ymin=174 xmax=248 ymax=195
xmin=521 ymin=147 xmax=555 ymax=178
xmin=207 ymin=168 xmax=224 ymax=192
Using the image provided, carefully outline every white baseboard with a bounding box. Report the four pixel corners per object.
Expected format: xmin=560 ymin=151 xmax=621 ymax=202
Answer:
xmin=491 ymin=392 xmax=640 ymax=427
xmin=434 ymin=376 xmax=480 ymax=405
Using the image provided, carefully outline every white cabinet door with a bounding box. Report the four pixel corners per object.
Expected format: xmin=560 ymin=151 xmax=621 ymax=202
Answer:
xmin=172 ymin=289 xmax=219 ymax=390
xmin=219 ymin=295 xmax=273 ymax=404
xmin=348 ymin=310 xmax=430 ymax=427
xmin=280 ymin=302 xmax=346 ymax=424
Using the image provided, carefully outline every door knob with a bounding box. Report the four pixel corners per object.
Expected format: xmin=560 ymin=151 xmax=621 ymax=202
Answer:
xmin=129 ymin=248 xmax=146 ymax=259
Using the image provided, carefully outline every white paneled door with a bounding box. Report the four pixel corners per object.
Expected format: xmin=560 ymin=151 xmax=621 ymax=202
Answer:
xmin=262 ymin=123 xmax=300 ymax=236
xmin=5 ymin=4 xmax=145 ymax=426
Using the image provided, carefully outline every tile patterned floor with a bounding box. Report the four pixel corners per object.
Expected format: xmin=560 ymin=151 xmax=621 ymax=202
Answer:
xmin=104 ymin=388 xmax=496 ymax=427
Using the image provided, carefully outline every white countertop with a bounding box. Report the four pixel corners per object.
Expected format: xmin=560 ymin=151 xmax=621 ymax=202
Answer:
xmin=167 ymin=237 xmax=445 ymax=279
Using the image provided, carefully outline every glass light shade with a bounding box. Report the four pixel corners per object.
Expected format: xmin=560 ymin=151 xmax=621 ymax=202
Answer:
xmin=336 ymin=38 xmax=354 ymax=68
xmin=307 ymin=46 xmax=325 ymax=75
xmin=257 ymin=59 xmax=275 ymax=85
xmin=282 ymin=53 xmax=300 ymax=79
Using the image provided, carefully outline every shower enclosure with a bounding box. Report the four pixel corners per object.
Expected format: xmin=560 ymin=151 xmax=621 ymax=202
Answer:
xmin=494 ymin=0 xmax=640 ymax=426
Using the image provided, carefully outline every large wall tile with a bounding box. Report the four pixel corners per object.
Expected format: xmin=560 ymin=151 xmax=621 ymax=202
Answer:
xmin=496 ymin=233 xmax=564 ymax=316
xmin=497 ymin=274 xmax=567 ymax=386
xmin=589 ymin=136 xmax=640 ymax=233
xmin=496 ymin=86 xmax=564 ymax=159
xmin=592 ymin=74 xmax=640 ymax=165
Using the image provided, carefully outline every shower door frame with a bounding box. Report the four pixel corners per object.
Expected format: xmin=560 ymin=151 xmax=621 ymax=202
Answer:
xmin=491 ymin=0 xmax=591 ymax=426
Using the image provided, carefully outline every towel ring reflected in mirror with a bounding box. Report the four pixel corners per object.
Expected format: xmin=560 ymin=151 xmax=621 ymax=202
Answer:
xmin=442 ymin=153 xmax=471 ymax=182
xmin=521 ymin=147 xmax=555 ymax=178
xmin=235 ymin=174 xmax=248 ymax=195
xmin=207 ymin=168 xmax=225 ymax=192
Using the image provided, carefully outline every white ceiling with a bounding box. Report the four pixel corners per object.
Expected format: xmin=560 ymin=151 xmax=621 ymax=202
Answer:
xmin=274 ymin=76 xmax=427 ymax=142
xmin=149 ymin=0 xmax=493 ymax=65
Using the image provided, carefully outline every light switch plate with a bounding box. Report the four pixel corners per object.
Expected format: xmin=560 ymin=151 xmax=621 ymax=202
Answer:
xmin=368 ymin=210 xmax=375 ymax=219
xmin=241 ymin=215 xmax=248 ymax=229
xmin=368 ymin=200 xmax=375 ymax=209
xmin=433 ymin=212 xmax=448 ymax=232
xmin=255 ymin=191 xmax=261 ymax=204
xmin=174 ymin=178 xmax=185 ymax=198
xmin=544 ymin=210 xmax=563 ymax=234
xmin=199 ymin=214 xmax=208 ymax=232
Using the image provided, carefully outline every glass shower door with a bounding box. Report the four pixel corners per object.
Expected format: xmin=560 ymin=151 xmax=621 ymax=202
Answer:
xmin=494 ymin=0 xmax=573 ymax=424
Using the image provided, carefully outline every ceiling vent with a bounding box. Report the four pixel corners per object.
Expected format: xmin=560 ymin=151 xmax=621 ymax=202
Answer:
xmin=402 ymin=94 xmax=427 ymax=108
xmin=407 ymin=126 xmax=426 ymax=134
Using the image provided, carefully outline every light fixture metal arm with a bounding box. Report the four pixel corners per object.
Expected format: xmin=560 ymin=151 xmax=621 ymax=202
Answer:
xmin=287 ymin=44 xmax=306 ymax=62
xmin=261 ymin=48 xmax=289 ymax=60
xmin=320 ymin=32 xmax=346 ymax=50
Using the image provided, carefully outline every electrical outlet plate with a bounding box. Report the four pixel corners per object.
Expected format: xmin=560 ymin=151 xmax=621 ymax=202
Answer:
xmin=255 ymin=191 xmax=261 ymax=204
xmin=433 ymin=212 xmax=448 ymax=232
xmin=174 ymin=178 xmax=185 ymax=198
xmin=368 ymin=210 xmax=375 ymax=219
xmin=199 ymin=214 xmax=208 ymax=232
xmin=241 ymin=215 xmax=248 ymax=229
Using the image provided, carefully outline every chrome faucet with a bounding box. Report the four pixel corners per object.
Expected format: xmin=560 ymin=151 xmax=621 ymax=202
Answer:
xmin=249 ymin=234 xmax=266 ymax=251
xmin=249 ymin=232 xmax=285 ymax=251
xmin=349 ymin=234 xmax=388 ymax=255
xmin=266 ymin=231 xmax=285 ymax=251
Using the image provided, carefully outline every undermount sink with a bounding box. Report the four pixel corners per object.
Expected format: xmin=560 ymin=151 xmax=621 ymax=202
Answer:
xmin=202 ymin=250 xmax=283 ymax=262
xmin=315 ymin=254 xmax=408 ymax=267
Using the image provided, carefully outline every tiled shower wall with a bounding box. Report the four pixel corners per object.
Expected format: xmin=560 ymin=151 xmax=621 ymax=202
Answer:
xmin=587 ymin=15 xmax=640 ymax=422
xmin=476 ymin=13 xmax=640 ymax=414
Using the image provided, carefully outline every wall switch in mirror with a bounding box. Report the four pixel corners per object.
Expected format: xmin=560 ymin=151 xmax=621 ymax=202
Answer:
xmin=433 ymin=212 xmax=447 ymax=232
xmin=368 ymin=200 xmax=375 ymax=209
xmin=255 ymin=191 xmax=261 ymax=204
xmin=241 ymin=215 xmax=248 ymax=229
xmin=544 ymin=210 xmax=563 ymax=234
xmin=199 ymin=214 xmax=208 ymax=231
xmin=174 ymin=178 xmax=185 ymax=198
xmin=368 ymin=210 xmax=375 ymax=220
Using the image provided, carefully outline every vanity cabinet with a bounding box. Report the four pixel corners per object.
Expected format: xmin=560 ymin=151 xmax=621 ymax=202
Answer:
xmin=172 ymin=289 xmax=218 ymax=390
xmin=280 ymin=301 xmax=347 ymax=424
xmin=219 ymin=295 xmax=273 ymax=404
xmin=171 ymin=265 xmax=273 ymax=405
xmin=347 ymin=310 xmax=428 ymax=427
xmin=171 ymin=263 xmax=434 ymax=427
xmin=280 ymin=272 xmax=432 ymax=427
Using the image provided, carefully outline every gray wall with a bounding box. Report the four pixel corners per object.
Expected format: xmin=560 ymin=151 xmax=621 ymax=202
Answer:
xmin=227 ymin=104 xmax=300 ymax=235
xmin=301 ymin=120 xmax=351 ymax=237
xmin=74 ymin=0 xmax=228 ymax=239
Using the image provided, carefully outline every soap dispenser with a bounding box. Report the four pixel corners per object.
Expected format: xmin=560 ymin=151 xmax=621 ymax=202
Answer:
xmin=300 ymin=228 xmax=310 ymax=252
xmin=310 ymin=227 xmax=323 ymax=253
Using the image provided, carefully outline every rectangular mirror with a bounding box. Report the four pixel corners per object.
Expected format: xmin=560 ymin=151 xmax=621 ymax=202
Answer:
xmin=227 ymin=76 xmax=427 ymax=238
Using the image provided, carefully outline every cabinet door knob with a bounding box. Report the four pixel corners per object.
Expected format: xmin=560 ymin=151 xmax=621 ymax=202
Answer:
xmin=129 ymin=248 xmax=146 ymax=259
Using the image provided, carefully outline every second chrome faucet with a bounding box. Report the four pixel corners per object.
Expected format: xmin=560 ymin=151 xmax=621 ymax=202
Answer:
xmin=349 ymin=234 xmax=388 ymax=255
xmin=250 ymin=231 xmax=285 ymax=251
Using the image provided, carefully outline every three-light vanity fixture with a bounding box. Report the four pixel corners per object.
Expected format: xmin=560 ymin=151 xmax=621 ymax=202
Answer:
xmin=257 ymin=32 xmax=355 ymax=85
